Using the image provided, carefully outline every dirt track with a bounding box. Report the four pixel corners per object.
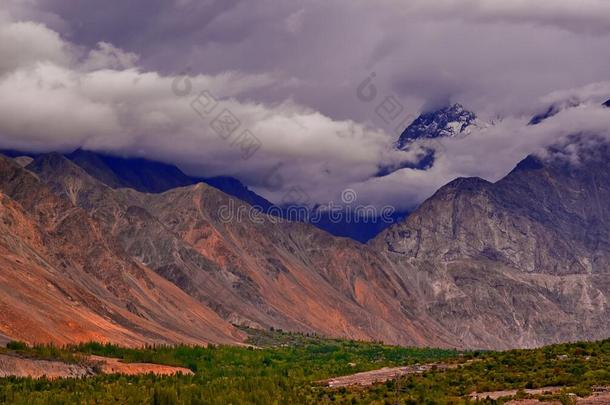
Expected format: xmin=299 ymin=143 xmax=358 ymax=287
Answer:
xmin=0 ymin=333 xmax=11 ymax=347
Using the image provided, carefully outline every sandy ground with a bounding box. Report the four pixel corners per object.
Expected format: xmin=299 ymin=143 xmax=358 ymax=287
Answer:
xmin=0 ymin=354 xmax=94 ymax=378
xmin=0 ymin=353 xmax=193 ymax=379
xmin=577 ymin=393 xmax=610 ymax=404
xmin=90 ymin=355 xmax=193 ymax=376
xmin=480 ymin=387 xmax=610 ymax=404
xmin=320 ymin=363 xmax=459 ymax=387
xmin=470 ymin=387 xmax=564 ymax=400
xmin=506 ymin=392 xmax=610 ymax=404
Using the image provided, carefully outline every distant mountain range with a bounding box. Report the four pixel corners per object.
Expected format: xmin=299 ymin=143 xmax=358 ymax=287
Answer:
xmin=530 ymin=97 xmax=610 ymax=125
xmin=2 ymin=130 xmax=610 ymax=349
xmin=0 ymin=104 xmax=486 ymax=242
xmin=2 ymin=101 xmax=610 ymax=349
xmin=1 ymin=148 xmax=406 ymax=243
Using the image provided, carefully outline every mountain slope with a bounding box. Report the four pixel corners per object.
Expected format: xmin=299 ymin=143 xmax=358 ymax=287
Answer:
xmin=376 ymin=139 xmax=610 ymax=274
xmin=25 ymin=153 xmax=456 ymax=347
xmin=4 ymin=135 xmax=610 ymax=350
xmin=372 ymin=136 xmax=610 ymax=348
xmin=0 ymin=155 xmax=245 ymax=346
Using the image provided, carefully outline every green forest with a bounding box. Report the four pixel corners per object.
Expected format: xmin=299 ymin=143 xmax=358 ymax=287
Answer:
xmin=1 ymin=328 xmax=610 ymax=404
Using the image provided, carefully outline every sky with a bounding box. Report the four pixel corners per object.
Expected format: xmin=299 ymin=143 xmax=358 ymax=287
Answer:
xmin=1 ymin=0 xmax=610 ymax=210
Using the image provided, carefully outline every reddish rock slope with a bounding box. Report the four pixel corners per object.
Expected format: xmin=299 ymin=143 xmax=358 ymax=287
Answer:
xmin=0 ymin=155 xmax=245 ymax=346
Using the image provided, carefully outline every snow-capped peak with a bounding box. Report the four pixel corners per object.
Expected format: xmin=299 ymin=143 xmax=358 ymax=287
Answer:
xmin=396 ymin=103 xmax=478 ymax=150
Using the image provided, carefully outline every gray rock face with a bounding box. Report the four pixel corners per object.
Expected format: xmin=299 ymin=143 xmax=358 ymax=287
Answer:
xmin=376 ymin=141 xmax=610 ymax=275
xmin=372 ymin=136 xmax=610 ymax=348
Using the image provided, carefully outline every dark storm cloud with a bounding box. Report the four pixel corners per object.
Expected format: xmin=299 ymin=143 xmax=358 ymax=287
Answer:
xmin=16 ymin=0 xmax=610 ymax=118
xmin=2 ymin=1 xmax=610 ymax=209
xmin=17 ymin=0 xmax=242 ymax=49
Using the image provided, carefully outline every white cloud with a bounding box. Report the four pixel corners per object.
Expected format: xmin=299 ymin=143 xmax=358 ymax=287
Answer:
xmin=0 ymin=16 xmax=408 ymax=206
xmin=349 ymin=100 xmax=610 ymax=209
xmin=1 ymin=2 xmax=610 ymax=211
xmin=0 ymin=20 xmax=71 ymax=75
xmin=81 ymin=42 xmax=139 ymax=71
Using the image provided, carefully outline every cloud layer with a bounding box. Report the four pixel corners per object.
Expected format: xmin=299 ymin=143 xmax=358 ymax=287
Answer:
xmin=1 ymin=1 xmax=610 ymax=210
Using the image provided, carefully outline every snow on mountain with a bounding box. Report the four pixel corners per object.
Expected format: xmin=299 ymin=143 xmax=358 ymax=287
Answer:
xmin=396 ymin=103 xmax=478 ymax=150
xmin=377 ymin=103 xmax=482 ymax=175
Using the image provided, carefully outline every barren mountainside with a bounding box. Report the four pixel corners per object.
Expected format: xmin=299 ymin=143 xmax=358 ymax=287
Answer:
xmin=0 ymin=155 xmax=245 ymax=346
xmin=1 ymin=136 xmax=609 ymax=350
xmin=24 ymin=153 xmax=455 ymax=347
xmin=372 ymin=137 xmax=610 ymax=348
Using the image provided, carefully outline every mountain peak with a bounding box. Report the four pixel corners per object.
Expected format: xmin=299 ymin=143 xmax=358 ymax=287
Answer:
xmin=26 ymin=152 xmax=79 ymax=175
xmin=528 ymin=99 xmax=581 ymax=125
xmin=66 ymin=150 xmax=194 ymax=193
xmin=443 ymin=176 xmax=491 ymax=190
xmin=510 ymin=155 xmax=545 ymax=173
xmin=396 ymin=103 xmax=476 ymax=150
xmin=429 ymin=176 xmax=492 ymax=200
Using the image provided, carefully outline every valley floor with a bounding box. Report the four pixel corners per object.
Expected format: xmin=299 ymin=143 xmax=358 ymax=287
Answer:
xmin=2 ymin=328 xmax=610 ymax=404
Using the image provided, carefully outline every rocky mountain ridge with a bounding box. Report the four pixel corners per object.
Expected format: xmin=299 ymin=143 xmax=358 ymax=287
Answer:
xmin=0 ymin=155 xmax=245 ymax=346
xmin=1 ymin=135 xmax=610 ymax=349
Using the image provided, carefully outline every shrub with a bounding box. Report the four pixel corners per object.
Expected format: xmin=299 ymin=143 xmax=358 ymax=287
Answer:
xmin=6 ymin=341 xmax=28 ymax=351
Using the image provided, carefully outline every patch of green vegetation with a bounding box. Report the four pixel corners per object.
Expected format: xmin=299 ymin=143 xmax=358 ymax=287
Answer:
xmin=327 ymin=340 xmax=610 ymax=404
xmin=0 ymin=330 xmax=458 ymax=404
xmin=2 ymin=331 xmax=610 ymax=404
xmin=1 ymin=341 xmax=86 ymax=365
xmin=238 ymin=326 xmax=329 ymax=348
